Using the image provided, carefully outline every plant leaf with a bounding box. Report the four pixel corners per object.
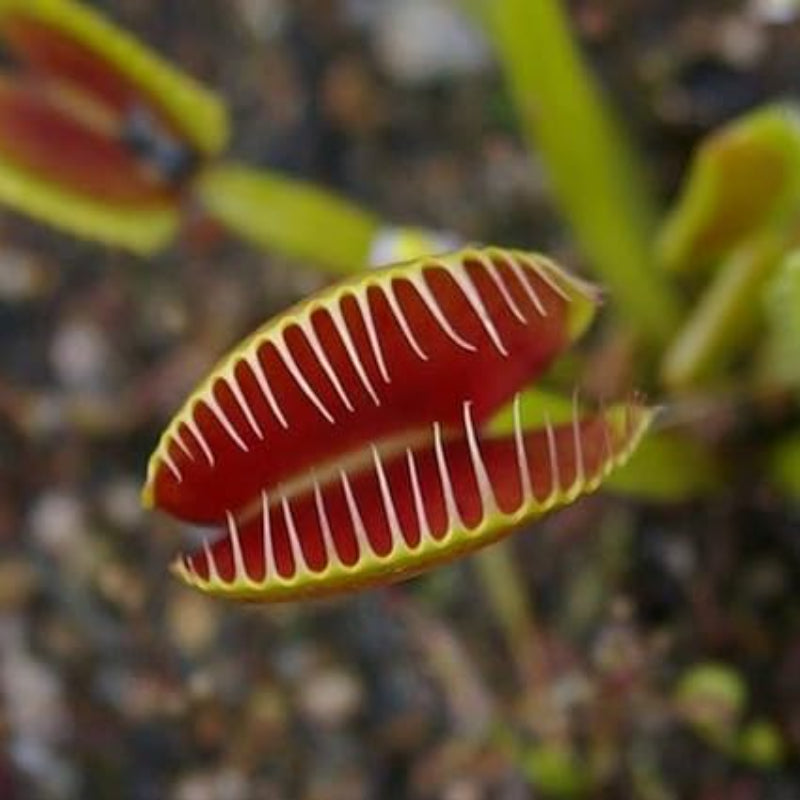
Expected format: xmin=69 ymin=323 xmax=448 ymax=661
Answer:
xmin=661 ymin=230 xmax=786 ymax=390
xmin=195 ymin=162 xmax=382 ymax=275
xmin=0 ymin=0 xmax=229 ymax=156
xmin=605 ymin=431 xmax=721 ymax=502
xmin=760 ymin=249 xmax=800 ymax=390
xmin=658 ymin=104 xmax=800 ymax=273
xmin=483 ymin=0 xmax=682 ymax=344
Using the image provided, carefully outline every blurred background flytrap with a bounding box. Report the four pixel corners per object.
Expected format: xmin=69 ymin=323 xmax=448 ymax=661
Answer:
xmin=0 ymin=0 xmax=799 ymax=798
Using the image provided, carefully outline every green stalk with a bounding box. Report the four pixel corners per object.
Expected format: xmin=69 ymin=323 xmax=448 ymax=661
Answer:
xmin=484 ymin=0 xmax=681 ymax=345
xmin=662 ymin=231 xmax=786 ymax=390
xmin=196 ymin=162 xmax=381 ymax=274
xmin=474 ymin=543 xmax=547 ymax=687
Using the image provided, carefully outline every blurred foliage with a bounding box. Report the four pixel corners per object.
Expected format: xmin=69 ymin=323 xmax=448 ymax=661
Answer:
xmin=0 ymin=163 xmax=179 ymax=253
xmin=0 ymin=0 xmax=230 ymax=155
xmin=606 ymin=431 xmax=722 ymax=501
xmin=484 ymin=0 xmax=682 ymax=345
xmin=675 ymin=664 xmax=786 ymax=769
xmin=657 ymin=106 xmax=800 ymax=274
xmin=0 ymin=0 xmax=441 ymax=266
xmin=196 ymin=163 xmax=380 ymax=275
xmin=522 ymin=743 xmax=589 ymax=798
xmin=661 ymin=228 xmax=787 ymax=389
xmin=675 ymin=662 xmax=747 ymax=745
xmin=761 ymin=249 xmax=800 ymax=389
xmin=770 ymin=432 xmax=800 ymax=499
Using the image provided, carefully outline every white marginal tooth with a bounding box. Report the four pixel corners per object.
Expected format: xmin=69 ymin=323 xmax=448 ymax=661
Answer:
xmin=203 ymin=538 xmax=223 ymax=585
xmin=227 ymin=370 xmax=264 ymax=440
xmin=412 ymin=270 xmax=476 ymax=352
xmin=184 ymin=556 xmax=198 ymax=585
xmin=371 ymin=445 xmax=405 ymax=555
xmin=519 ymin=253 xmax=572 ymax=303
xmin=625 ymin=399 xmax=634 ymax=440
xmin=512 ymin=393 xmax=534 ymax=511
xmin=205 ymin=389 xmax=249 ymax=452
xmin=262 ymin=490 xmax=277 ymax=582
xmin=339 ymin=470 xmax=374 ymax=561
xmin=245 ymin=347 xmax=289 ymax=430
xmin=280 ymin=494 xmax=310 ymax=574
xmin=185 ymin=411 xmax=215 ymax=467
xmin=543 ymin=412 xmax=561 ymax=506
xmin=383 ymin=280 xmax=429 ymax=361
xmin=504 ymin=252 xmax=548 ymax=317
xmin=312 ymin=475 xmax=340 ymax=569
xmin=173 ymin=429 xmax=195 ymax=461
xmin=451 ymin=263 xmax=509 ymax=357
xmin=161 ymin=448 xmax=182 ymax=483
xmin=354 ymin=288 xmax=391 ymax=384
xmin=299 ymin=314 xmax=355 ymax=412
xmin=463 ymin=401 xmax=497 ymax=518
xmin=275 ymin=329 xmax=335 ymax=424
xmin=433 ymin=421 xmax=462 ymax=532
xmin=572 ymin=390 xmax=586 ymax=493
xmin=328 ymin=300 xmax=381 ymax=407
xmin=473 ymin=251 xmax=527 ymax=324
xmin=406 ymin=447 xmax=434 ymax=548
xmin=227 ymin=510 xmax=249 ymax=584
xmin=600 ymin=403 xmax=615 ymax=478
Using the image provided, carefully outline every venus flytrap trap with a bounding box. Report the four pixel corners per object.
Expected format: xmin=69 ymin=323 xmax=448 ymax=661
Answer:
xmin=195 ymin=164 xmax=460 ymax=278
xmin=0 ymin=0 xmax=227 ymax=251
xmin=657 ymin=105 xmax=800 ymax=275
xmin=0 ymin=0 xmax=452 ymax=273
xmin=142 ymin=247 xmax=653 ymax=601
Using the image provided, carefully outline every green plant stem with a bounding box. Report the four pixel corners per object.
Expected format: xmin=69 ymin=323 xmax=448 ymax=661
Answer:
xmin=475 ymin=544 xmax=547 ymax=687
xmin=196 ymin=162 xmax=381 ymax=274
xmin=484 ymin=0 xmax=682 ymax=345
xmin=662 ymin=231 xmax=786 ymax=390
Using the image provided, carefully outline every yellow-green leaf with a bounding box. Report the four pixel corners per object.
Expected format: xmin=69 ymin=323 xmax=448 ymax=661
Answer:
xmin=195 ymin=162 xmax=381 ymax=275
xmin=0 ymin=0 xmax=229 ymax=156
xmin=658 ymin=104 xmax=800 ymax=273
xmin=760 ymin=249 xmax=800 ymax=389
xmin=484 ymin=0 xmax=682 ymax=345
xmin=0 ymin=157 xmax=178 ymax=253
xmin=606 ymin=431 xmax=721 ymax=502
xmin=770 ymin=432 xmax=800 ymax=500
xmin=661 ymin=230 xmax=786 ymax=390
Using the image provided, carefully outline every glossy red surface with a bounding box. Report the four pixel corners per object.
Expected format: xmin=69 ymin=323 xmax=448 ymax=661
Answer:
xmin=152 ymin=255 xmax=581 ymax=524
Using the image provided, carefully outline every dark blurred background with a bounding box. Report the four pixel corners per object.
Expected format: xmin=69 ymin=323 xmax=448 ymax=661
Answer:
xmin=1 ymin=1 xmax=799 ymax=798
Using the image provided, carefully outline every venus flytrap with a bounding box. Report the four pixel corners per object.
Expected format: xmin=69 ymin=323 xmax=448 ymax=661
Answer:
xmin=0 ymin=0 xmax=453 ymax=274
xmin=143 ymin=247 xmax=652 ymax=601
